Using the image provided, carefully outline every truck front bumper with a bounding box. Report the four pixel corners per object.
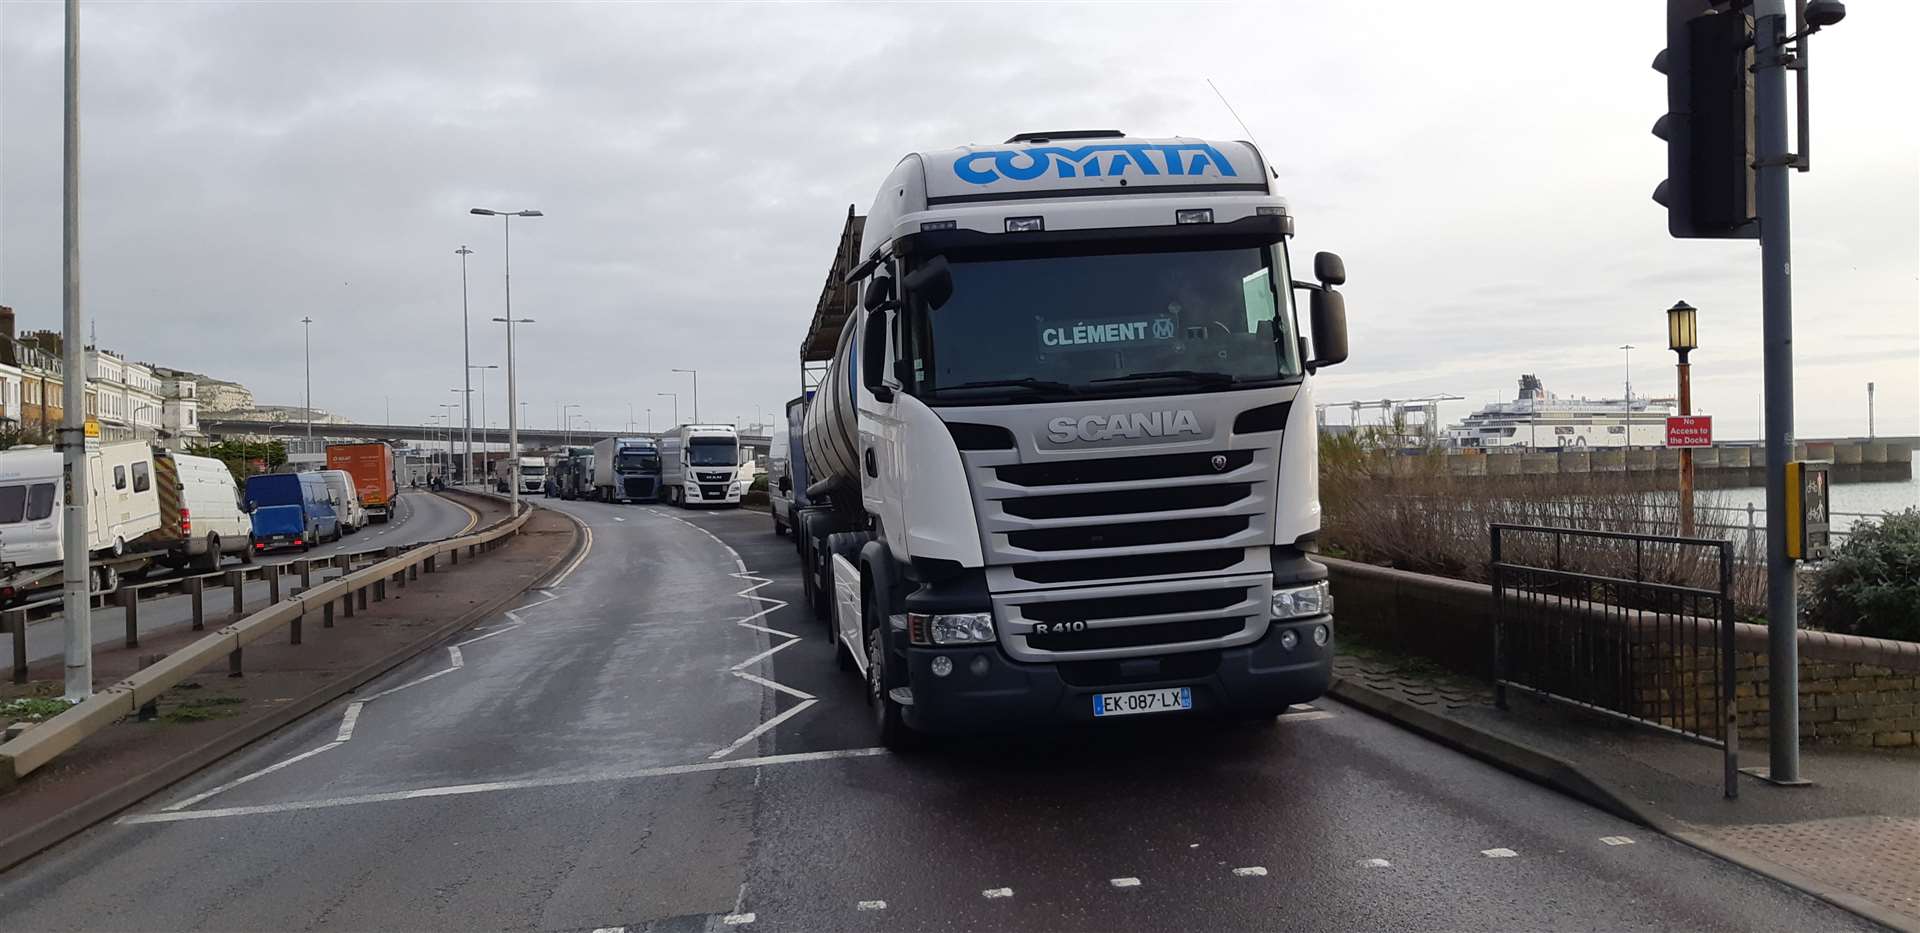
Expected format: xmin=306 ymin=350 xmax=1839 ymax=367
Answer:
xmin=899 ymin=616 xmax=1334 ymax=734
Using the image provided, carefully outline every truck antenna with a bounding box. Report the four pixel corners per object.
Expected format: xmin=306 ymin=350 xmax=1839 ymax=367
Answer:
xmin=1206 ymin=78 xmax=1278 ymax=179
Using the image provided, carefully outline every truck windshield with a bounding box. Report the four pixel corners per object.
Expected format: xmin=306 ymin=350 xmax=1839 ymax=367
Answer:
xmin=617 ymin=451 xmax=659 ymax=471
xmin=522 ymin=465 xmax=546 ymax=476
xmin=908 ymin=244 xmax=1300 ymax=404
xmin=688 ymin=440 xmax=737 ymax=466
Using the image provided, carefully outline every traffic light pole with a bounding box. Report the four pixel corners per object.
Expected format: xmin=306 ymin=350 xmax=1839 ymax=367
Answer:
xmin=1753 ymin=0 xmax=1802 ymax=784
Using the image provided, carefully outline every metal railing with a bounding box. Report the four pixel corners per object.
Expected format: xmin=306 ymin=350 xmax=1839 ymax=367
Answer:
xmin=1491 ymin=523 xmax=1738 ymax=799
xmin=0 ymin=502 xmax=531 ymax=782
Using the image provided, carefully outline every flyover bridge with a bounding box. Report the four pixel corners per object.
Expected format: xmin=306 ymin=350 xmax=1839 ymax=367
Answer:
xmin=199 ymin=418 xmax=772 ymax=455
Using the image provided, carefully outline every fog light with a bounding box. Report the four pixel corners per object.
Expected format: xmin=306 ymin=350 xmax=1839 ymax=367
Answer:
xmin=1175 ymin=208 xmax=1214 ymax=225
xmin=1004 ymin=216 xmax=1044 ymax=233
xmin=931 ymin=656 xmax=954 ymax=677
xmin=1313 ymin=624 xmax=1330 ymax=647
xmin=969 ymin=655 xmax=990 ymax=677
xmin=1279 ymin=629 xmax=1299 ymax=651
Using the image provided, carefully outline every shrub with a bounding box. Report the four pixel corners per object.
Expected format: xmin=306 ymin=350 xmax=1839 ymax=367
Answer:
xmin=1804 ymin=508 xmax=1920 ymax=642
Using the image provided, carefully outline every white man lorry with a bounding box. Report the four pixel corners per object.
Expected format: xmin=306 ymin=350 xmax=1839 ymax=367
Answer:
xmin=495 ymin=456 xmax=546 ymax=495
xmin=590 ymin=437 xmax=662 ymax=503
xmin=793 ymin=131 xmax=1351 ymax=748
xmin=658 ymin=424 xmax=744 ymax=507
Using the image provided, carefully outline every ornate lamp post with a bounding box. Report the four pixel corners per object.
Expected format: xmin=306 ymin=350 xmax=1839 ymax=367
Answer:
xmin=1667 ymin=301 xmax=1699 ymax=536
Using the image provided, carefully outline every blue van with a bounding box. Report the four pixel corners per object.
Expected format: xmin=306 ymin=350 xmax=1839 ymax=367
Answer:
xmin=244 ymin=472 xmax=340 ymax=553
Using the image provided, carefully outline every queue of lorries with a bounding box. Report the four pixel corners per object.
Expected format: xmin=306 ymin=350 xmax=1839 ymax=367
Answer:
xmin=545 ymin=425 xmax=747 ymax=507
xmin=0 ymin=440 xmax=399 ymax=605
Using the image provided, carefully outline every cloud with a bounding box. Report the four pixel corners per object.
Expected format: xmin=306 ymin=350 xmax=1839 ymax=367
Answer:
xmin=1 ymin=1 xmax=1913 ymax=445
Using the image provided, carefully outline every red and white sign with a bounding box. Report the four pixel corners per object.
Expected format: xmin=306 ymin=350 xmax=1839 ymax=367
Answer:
xmin=1666 ymin=415 xmax=1713 ymax=448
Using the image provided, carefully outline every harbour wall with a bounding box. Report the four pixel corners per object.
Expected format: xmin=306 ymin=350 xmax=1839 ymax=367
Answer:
xmin=1424 ymin=440 xmax=1911 ymax=486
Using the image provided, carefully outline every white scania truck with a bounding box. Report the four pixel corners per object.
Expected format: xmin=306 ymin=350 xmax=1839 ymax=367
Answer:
xmin=794 ymin=131 xmax=1351 ymax=748
xmin=658 ymin=424 xmax=744 ymax=507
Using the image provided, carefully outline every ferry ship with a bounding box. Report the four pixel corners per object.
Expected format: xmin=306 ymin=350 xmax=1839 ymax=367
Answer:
xmin=1444 ymin=375 xmax=1675 ymax=450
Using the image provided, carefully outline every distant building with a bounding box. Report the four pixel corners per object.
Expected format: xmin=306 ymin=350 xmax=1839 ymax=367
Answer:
xmin=159 ymin=372 xmax=204 ymax=449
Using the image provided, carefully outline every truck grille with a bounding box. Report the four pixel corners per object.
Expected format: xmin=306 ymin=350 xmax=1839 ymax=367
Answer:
xmin=995 ymin=450 xmax=1255 ymax=487
xmin=700 ymin=484 xmax=729 ymax=499
xmin=1027 ymin=617 xmax=1245 ymax=652
xmin=624 ymin=477 xmax=655 ymax=499
xmin=1010 ymin=548 xmax=1245 ymax=585
xmin=1021 ymin=586 xmax=1247 ymax=623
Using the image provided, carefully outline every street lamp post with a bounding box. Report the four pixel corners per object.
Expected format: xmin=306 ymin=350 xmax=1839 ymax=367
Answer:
xmin=472 ymin=207 xmax=542 ymax=513
xmin=645 ymin=407 xmax=652 ymax=434
xmin=59 ymin=0 xmax=92 ymax=699
xmin=657 ymin=392 xmax=678 ymax=426
xmin=672 ymin=368 xmax=699 ymax=422
xmin=562 ymin=403 xmax=581 ymax=446
xmin=302 ymin=316 xmax=315 ymax=443
xmin=439 ymin=402 xmax=459 ymax=479
xmin=1667 ymin=302 xmax=1699 ymax=537
xmin=470 ymin=363 xmax=497 ymax=481
xmin=457 ymin=245 xmax=474 ymax=485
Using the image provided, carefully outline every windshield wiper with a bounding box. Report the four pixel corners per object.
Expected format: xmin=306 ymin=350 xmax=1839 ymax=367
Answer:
xmin=934 ymin=377 xmax=1075 ymax=396
xmin=1091 ymin=369 xmax=1237 ymax=386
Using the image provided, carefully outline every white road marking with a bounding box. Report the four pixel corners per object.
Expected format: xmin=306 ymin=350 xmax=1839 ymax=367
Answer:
xmin=1358 ymin=858 xmax=1392 ymax=868
xmin=335 ymin=702 xmax=364 ymax=741
xmin=455 ymin=622 xmax=523 ymax=647
xmin=118 ymin=748 xmax=888 ymax=825
xmin=736 ymin=622 xmax=799 ymax=639
xmin=1481 ymin=848 xmax=1518 ymax=858
xmin=1110 ymin=877 xmax=1142 ymax=888
xmin=546 ymin=522 xmax=594 ymax=588
xmin=981 ymin=887 xmax=1014 ymax=900
xmin=729 ymin=637 xmax=804 ymax=672
xmin=162 ymin=742 xmax=344 ymax=812
xmin=1283 ymin=710 xmax=1338 ymax=722
xmin=1600 ymin=836 xmax=1635 ymax=846
xmin=590 ymin=927 xmax=626 ymax=933
xmin=1232 ymin=866 xmax=1268 ymax=877
xmin=706 ymin=698 xmax=817 ymax=760
xmin=731 ymin=670 xmax=813 ymax=702
xmin=855 ymin=900 xmax=887 ymax=911
xmin=721 ymin=913 xmax=755 ymax=925
xmin=613 ymin=516 xmax=625 ymax=522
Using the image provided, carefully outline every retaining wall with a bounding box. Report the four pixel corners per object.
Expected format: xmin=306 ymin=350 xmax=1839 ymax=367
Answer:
xmin=1324 ymin=556 xmax=1920 ymax=748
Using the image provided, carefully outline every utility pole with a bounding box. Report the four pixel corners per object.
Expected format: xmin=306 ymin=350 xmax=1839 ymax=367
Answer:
xmin=472 ymin=207 xmax=541 ymax=513
xmin=457 ymin=245 xmax=474 ymax=485
xmin=59 ymin=0 xmax=92 ymax=700
xmin=1755 ymin=0 xmax=1801 ymax=785
xmin=674 ymin=368 xmax=699 ymax=422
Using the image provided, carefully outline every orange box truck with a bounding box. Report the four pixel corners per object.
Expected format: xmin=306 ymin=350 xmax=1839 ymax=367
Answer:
xmin=325 ymin=443 xmax=397 ymax=523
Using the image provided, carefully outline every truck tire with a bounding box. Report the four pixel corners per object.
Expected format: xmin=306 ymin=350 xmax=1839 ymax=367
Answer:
xmin=866 ymin=598 xmax=918 ymax=751
xmin=240 ymin=536 xmax=256 ymax=564
xmin=196 ymin=534 xmax=222 ymax=572
xmin=772 ymin=508 xmax=787 ymax=537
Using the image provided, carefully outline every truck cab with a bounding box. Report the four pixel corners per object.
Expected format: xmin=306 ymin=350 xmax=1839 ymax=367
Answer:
xmin=798 ymin=131 xmax=1350 ymax=748
xmin=659 ymin=425 xmax=744 ymax=508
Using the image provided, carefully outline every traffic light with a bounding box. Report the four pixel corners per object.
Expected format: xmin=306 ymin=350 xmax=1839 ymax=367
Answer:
xmin=1653 ymin=1 xmax=1758 ymax=239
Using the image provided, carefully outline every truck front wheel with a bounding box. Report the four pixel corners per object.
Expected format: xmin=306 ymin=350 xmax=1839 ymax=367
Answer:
xmin=865 ymin=595 xmax=917 ymax=751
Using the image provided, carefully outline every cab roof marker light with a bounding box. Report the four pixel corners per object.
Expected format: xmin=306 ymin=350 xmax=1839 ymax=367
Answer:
xmin=1256 ymin=206 xmax=1286 ymax=216
xmin=1004 ymin=216 xmax=1044 ymax=233
xmin=1175 ymin=209 xmax=1214 ymax=225
xmin=920 ymin=220 xmax=957 ymax=232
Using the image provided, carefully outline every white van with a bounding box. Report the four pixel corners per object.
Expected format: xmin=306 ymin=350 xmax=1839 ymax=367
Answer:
xmin=0 ymin=441 xmax=164 ymax=569
xmin=319 ymin=469 xmax=367 ymax=533
xmin=161 ymin=452 xmax=256 ymax=571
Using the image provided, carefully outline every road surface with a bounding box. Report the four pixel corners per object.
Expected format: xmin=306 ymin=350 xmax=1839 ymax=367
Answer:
xmin=0 ymin=498 xmax=1877 ymax=931
xmin=5 ymin=491 xmax=478 ymax=669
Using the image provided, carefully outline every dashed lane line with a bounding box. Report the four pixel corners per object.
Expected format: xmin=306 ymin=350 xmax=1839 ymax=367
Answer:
xmin=1482 ymin=848 xmax=1519 ymax=858
xmin=982 ymin=888 xmax=1014 ymax=900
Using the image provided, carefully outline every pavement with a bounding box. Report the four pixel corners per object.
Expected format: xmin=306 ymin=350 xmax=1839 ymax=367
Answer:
xmin=0 ymin=498 xmax=1885 ymax=931
xmin=1330 ymin=649 xmax=1920 ymax=930
xmin=4 ymin=491 xmax=479 ymax=670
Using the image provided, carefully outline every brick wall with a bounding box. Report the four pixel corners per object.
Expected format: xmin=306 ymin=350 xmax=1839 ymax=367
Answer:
xmin=1326 ymin=556 xmax=1920 ymax=749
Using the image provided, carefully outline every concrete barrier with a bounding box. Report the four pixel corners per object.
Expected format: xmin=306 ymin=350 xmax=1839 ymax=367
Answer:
xmin=1833 ymin=443 xmax=1862 ymax=464
xmin=1487 ymin=453 xmax=1522 ymax=476
xmin=1720 ymin=446 xmax=1751 ymax=468
xmin=1655 ymin=448 xmax=1682 ymax=470
xmin=1626 ymin=449 xmax=1657 ymax=472
xmin=1522 ymin=454 xmax=1559 ymax=475
xmin=1558 ymin=451 xmax=1592 ymax=474
xmin=1448 ymin=455 xmax=1487 ymax=477
xmin=1862 ymin=442 xmax=1888 ymax=464
xmin=1591 ymin=449 xmax=1626 ymax=473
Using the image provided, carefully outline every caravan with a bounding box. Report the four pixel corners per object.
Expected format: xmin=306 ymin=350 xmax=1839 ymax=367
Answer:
xmin=0 ymin=441 xmax=165 ymax=572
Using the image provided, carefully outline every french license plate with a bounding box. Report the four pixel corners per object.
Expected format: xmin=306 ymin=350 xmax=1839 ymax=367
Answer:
xmin=1092 ymin=687 xmax=1192 ymax=718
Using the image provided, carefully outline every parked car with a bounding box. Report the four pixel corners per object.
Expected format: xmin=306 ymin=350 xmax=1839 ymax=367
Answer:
xmin=318 ymin=469 xmax=367 ymax=533
xmin=160 ymin=451 xmax=256 ymax=571
xmin=244 ymin=472 xmax=340 ymax=553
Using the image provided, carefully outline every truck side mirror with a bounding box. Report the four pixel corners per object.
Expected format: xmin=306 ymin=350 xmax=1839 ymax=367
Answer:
xmin=863 ymin=276 xmax=895 ymax=312
xmin=904 ymin=256 xmax=954 ymax=310
xmin=1313 ymin=251 xmax=1346 ymax=287
xmin=861 ymin=311 xmax=894 ymax=402
xmin=1308 ymin=288 xmax=1349 ymax=370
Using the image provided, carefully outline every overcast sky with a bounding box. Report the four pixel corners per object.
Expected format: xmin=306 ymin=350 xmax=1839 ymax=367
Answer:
xmin=2 ymin=1 xmax=1914 ymax=441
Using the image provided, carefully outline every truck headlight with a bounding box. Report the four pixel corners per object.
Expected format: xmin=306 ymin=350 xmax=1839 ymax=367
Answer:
xmin=911 ymin=611 xmax=995 ymax=646
xmin=1270 ymin=581 xmax=1331 ymax=620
